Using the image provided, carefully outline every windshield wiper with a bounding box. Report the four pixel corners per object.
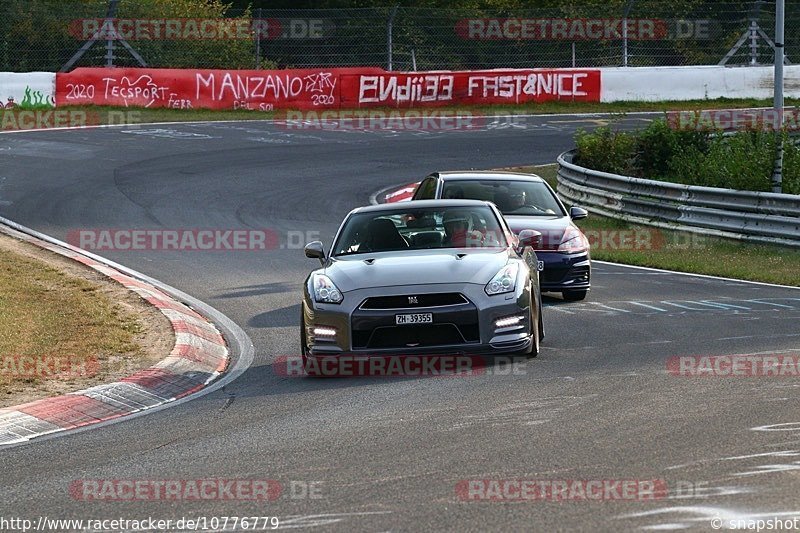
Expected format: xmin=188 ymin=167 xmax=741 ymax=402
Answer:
xmin=334 ymin=250 xmax=368 ymax=257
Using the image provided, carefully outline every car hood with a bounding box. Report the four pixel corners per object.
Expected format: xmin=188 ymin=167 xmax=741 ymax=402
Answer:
xmin=505 ymin=215 xmax=575 ymax=250
xmin=326 ymin=249 xmax=511 ymax=292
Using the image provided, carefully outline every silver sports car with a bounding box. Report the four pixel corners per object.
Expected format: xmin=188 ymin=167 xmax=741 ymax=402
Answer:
xmin=301 ymin=200 xmax=544 ymax=368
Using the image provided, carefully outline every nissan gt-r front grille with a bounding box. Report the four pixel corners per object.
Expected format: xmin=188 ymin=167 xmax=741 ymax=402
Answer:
xmin=359 ymin=293 xmax=468 ymax=310
xmin=351 ymin=295 xmax=480 ymax=350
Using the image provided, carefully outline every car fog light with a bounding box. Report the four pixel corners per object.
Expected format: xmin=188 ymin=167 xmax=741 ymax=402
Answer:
xmin=313 ymin=326 xmax=337 ymax=338
xmin=495 ymin=315 xmax=524 ymax=329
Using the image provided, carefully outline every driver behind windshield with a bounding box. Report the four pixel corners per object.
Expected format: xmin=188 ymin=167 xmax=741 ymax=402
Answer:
xmin=507 ymin=189 xmax=527 ymax=211
xmin=442 ymin=210 xmax=472 ymax=247
xmin=442 ymin=210 xmax=491 ymax=248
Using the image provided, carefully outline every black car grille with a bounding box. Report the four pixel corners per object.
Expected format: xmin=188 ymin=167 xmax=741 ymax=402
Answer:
xmin=542 ymin=264 xmax=589 ymax=284
xmin=351 ymin=293 xmax=479 ymax=350
xmin=360 ymin=293 xmax=468 ymax=309
xmin=541 ymin=266 xmax=569 ymax=283
xmin=352 ymin=323 xmax=479 ymax=350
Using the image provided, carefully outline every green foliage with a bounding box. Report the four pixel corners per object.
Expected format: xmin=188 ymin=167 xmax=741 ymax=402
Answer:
xmin=667 ymin=130 xmax=776 ymax=191
xmin=574 ymin=127 xmax=636 ymax=175
xmin=114 ymin=0 xmax=255 ymax=69
xmin=783 ymin=140 xmax=800 ymax=195
xmin=575 ymin=119 xmax=799 ymax=194
xmin=0 ymin=0 xmax=262 ymax=71
xmin=634 ymin=119 xmax=710 ymax=178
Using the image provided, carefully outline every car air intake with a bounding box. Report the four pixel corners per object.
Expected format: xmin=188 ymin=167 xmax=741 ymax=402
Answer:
xmin=354 ymin=324 xmax=478 ymax=350
xmin=360 ymin=293 xmax=468 ymax=309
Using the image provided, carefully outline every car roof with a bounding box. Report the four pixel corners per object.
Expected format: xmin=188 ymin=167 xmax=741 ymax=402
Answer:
xmin=351 ymin=199 xmax=494 ymax=214
xmin=433 ymin=171 xmax=545 ymax=183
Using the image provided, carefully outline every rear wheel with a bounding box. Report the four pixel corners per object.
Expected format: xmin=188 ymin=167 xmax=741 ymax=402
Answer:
xmin=562 ymin=289 xmax=588 ymax=301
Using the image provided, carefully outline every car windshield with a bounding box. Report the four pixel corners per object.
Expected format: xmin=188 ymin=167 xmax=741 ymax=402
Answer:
xmin=332 ymin=205 xmax=508 ymax=256
xmin=442 ymin=179 xmax=565 ymax=216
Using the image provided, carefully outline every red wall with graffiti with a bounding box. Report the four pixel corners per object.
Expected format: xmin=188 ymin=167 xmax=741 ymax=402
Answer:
xmin=55 ymin=67 xmax=601 ymax=110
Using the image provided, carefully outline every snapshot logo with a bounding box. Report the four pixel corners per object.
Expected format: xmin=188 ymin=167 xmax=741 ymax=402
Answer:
xmin=0 ymin=110 xmax=140 ymax=131
xmin=275 ymin=110 xmax=488 ymax=131
xmin=456 ymin=479 xmax=668 ymax=502
xmin=667 ymin=108 xmax=800 ymax=132
xmin=0 ymin=354 xmax=98 ymax=380
xmin=455 ymin=19 xmax=710 ymax=41
xmin=275 ymin=355 xmax=529 ymax=377
xmin=69 ymin=18 xmax=331 ymax=41
xmin=667 ymin=354 xmax=800 ymax=377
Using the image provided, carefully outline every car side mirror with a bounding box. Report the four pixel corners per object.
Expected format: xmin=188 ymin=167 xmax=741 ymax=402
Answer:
xmin=518 ymin=229 xmax=542 ymax=249
xmin=304 ymin=241 xmax=326 ymax=265
xmin=570 ymin=206 xmax=588 ymax=220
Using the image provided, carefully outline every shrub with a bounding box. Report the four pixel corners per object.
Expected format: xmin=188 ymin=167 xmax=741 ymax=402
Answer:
xmin=574 ymin=127 xmax=636 ymax=176
xmin=634 ymin=119 xmax=710 ymax=179
xmin=574 ymin=118 xmax=799 ymax=195
xmin=667 ymin=131 xmax=775 ymax=191
xmin=783 ymin=140 xmax=800 ymax=195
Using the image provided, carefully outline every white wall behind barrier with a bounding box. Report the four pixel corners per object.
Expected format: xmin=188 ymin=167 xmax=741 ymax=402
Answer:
xmin=600 ymin=65 xmax=800 ymax=102
xmin=2 ymin=68 xmax=795 ymax=109
xmin=0 ymin=72 xmax=56 ymax=108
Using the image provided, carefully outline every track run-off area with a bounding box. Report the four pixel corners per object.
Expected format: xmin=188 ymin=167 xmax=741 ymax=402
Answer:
xmin=1 ymin=113 xmax=800 ymax=531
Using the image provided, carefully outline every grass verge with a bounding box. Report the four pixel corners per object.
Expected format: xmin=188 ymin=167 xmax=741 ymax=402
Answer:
xmin=1 ymin=97 xmax=797 ymax=128
xmin=0 ymin=232 xmax=172 ymax=407
xmin=502 ymin=164 xmax=800 ymax=287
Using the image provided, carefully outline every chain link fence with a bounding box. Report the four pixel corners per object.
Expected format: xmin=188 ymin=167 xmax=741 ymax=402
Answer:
xmin=0 ymin=1 xmax=798 ymax=72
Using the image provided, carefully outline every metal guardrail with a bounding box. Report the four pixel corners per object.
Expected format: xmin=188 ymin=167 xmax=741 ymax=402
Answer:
xmin=557 ymin=150 xmax=800 ymax=247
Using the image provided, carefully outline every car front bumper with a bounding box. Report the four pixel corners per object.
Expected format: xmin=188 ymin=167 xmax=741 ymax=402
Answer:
xmin=536 ymin=251 xmax=591 ymax=293
xmin=303 ymin=282 xmax=534 ymax=356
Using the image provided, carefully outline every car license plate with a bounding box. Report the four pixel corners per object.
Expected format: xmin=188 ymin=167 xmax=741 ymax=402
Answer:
xmin=396 ymin=313 xmax=433 ymax=325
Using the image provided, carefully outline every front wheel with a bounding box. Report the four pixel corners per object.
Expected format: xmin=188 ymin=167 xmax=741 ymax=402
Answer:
xmin=300 ymin=312 xmax=308 ymax=356
xmin=525 ymin=304 xmax=540 ymax=358
xmin=562 ymin=290 xmax=588 ymax=301
xmin=538 ymin=304 xmax=545 ymax=342
xmin=300 ymin=311 xmax=312 ymax=374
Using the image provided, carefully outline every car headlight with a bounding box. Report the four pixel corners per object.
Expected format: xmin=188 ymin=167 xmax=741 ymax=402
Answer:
xmin=485 ymin=263 xmax=519 ymax=295
xmin=312 ymin=274 xmax=343 ymax=304
xmin=558 ymin=227 xmax=589 ymax=253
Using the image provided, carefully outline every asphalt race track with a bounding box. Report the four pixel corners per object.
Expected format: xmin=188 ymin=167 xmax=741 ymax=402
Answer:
xmin=2 ymin=113 xmax=800 ymax=531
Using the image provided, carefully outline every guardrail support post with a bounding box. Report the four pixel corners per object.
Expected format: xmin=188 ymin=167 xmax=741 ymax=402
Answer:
xmin=622 ymin=0 xmax=635 ymax=66
xmin=772 ymin=0 xmax=785 ymax=194
xmin=255 ymin=8 xmax=262 ymax=69
xmin=387 ymin=5 xmax=398 ymax=71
